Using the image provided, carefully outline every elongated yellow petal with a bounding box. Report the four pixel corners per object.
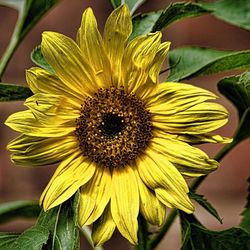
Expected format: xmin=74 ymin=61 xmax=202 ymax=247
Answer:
xmin=155 ymin=187 xmax=194 ymax=214
xmin=151 ymin=136 xmax=218 ymax=177
xmin=40 ymin=153 xmax=96 ymax=210
xmin=24 ymin=93 xmax=80 ymax=125
xmin=77 ymin=8 xmax=111 ymax=88
xmin=111 ymin=166 xmax=139 ymax=245
xmin=92 ymin=204 xmax=116 ymax=246
xmin=79 ymin=166 xmax=111 ymax=226
xmin=148 ymin=42 xmax=171 ymax=85
xmin=152 ymin=102 xmax=228 ymax=134
xmin=134 ymin=41 xmax=171 ymax=101
xmin=137 ymin=151 xmax=188 ymax=192
xmin=26 ymin=67 xmax=83 ymax=101
xmin=5 ymin=110 xmax=75 ymax=137
xmin=146 ymin=81 xmax=217 ymax=111
xmin=122 ymin=32 xmax=161 ymax=96
xmin=157 ymin=131 xmax=232 ymax=144
xmin=8 ymin=134 xmax=78 ymax=166
xmin=177 ymin=134 xmax=232 ymax=144
xmin=103 ymin=4 xmax=132 ymax=86
xmin=41 ymin=32 xmax=99 ymax=97
xmin=135 ymin=170 xmax=166 ymax=226
xmin=137 ymin=150 xmax=194 ymax=213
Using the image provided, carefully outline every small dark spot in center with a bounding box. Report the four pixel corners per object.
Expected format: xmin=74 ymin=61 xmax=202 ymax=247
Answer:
xmin=100 ymin=113 xmax=124 ymax=137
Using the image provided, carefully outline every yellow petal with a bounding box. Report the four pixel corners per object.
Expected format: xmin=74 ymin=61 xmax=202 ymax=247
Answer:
xmin=8 ymin=134 xmax=78 ymax=166
xmin=146 ymin=81 xmax=217 ymax=111
xmin=24 ymin=93 xmax=80 ymax=125
xmin=5 ymin=110 xmax=75 ymax=137
xmin=151 ymin=136 xmax=218 ymax=177
xmin=92 ymin=204 xmax=116 ymax=246
xmin=137 ymin=150 xmax=188 ymax=192
xmin=26 ymin=67 xmax=83 ymax=102
xmin=148 ymin=41 xmax=171 ymax=85
xmin=79 ymin=166 xmax=111 ymax=226
xmin=40 ymin=153 xmax=96 ymax=210
xmin=152 ymin=102 xmax=229 ymax=134
xmin=77 ymin=8 xmax=111 ymax=88
xmin=160 ymin=132 xmax=232 ymax=145
xmin=103 ymin=4 xmax=132 ymax=86
xmin=135 ymin=170 xmax=166 ymax=226
xmin=110 ymin=166 xmax=139 ymax=245
xmin=41 ymin=32 xmax=99 ymax=97
xmin=122 ymin=32 xmax=161 ymax=96
xmin=137 ymin=150 xmax=194 ymax=213
xmin=155 ymin=187 xmax=194 ymax=214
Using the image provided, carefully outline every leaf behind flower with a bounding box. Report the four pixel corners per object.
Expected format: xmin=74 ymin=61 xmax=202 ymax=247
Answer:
xmin=0 ymin=83 xmax=32 ymax=101
xmin=168 ymin=47 xmax=250 ymax=81
xmin=180 ymin=212 xmax=250 ymax=250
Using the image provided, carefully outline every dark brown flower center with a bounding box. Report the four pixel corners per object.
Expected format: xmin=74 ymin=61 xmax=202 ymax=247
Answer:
xmin=75 ymin=87 xmax=152 ymax=168
xmin=100 ymin=112 xmax=125 ymax=137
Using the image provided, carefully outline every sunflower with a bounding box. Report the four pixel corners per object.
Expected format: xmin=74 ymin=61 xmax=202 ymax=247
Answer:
xmin=6 ymin=5 xmax=230 ymax=245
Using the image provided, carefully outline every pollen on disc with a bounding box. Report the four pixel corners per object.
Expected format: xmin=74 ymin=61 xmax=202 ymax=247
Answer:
xmin=75 ymin=87 xmax=152 ymax=168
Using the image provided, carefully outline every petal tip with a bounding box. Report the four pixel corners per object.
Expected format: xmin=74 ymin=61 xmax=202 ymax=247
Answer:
xmin=120 ymin=3 xmax=130 ymax=12
xmin=82 ymin=7 xmax=94 ymax=20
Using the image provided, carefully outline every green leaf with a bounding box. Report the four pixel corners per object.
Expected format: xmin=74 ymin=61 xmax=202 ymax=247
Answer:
xmin=0 ymin=0 xmax=59 ymax=77
xmin=0 ymin=193 xmax=80 ymax=250
xmin=180 ymin=212 xmax=250 ymax=250
xmin=240 ymin=177 xmax=250 ymax=234
xmin=168 ymin=47 xmax=250 ymax=81
xmin=20 ymin=0 xmax=59 ymax=38
xmin=0 ymin=233 xmax=20 ymax=250
xmin=218 ymin=71 xmax=250 ymax=118
xmin=189 ymin=191 xmax=222 ymax=223
xmin=0 ymin=83 xmax=32 ymax=101
xmin=110 ymin=0 xmax=147 ymax=14
xmin=37 ymin=192 xmax=80 ymax=249
xmin=218 ymin=72 xmax=250 ymax=143
xmin=234 ymin=107 xmax=250 ymax=143
xmin=31 ymin=46 xmax=54 ymax=73
xmin=0 ymin=201 xmax=40 ymax=224
xmin=200 ymin=0 xmax=250 ymax=31
xmin=0 ymin=0 xmax=59 ymax=41
xmin=10 ymin=225 xmax=50 ymax=250
xmin=151 ymin=2 xmax=209 ymax=32
xmin=130 ymin=2 xmax=209 ymax=39
xmin=130 ymin=11 xmax=162 ymax=40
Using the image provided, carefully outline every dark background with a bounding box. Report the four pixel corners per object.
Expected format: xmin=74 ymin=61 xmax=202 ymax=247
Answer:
xmin=0 ymin=0 xmax=249 ymax=249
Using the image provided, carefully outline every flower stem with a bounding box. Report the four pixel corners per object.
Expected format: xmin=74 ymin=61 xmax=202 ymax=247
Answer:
xmin=147 ymin=209 xmax=178 ymax=250
xmin=0 ymin=8 xmax=25 ymax=80
xmin=134 ymin=214 xmax=149 ymax=250
xmin=0 ymin=30 xmax=19 ymax=80
xmin=148 ymin=139 xmax=237 ymax=249
xmin=214 ymin=139 xmax=238 ymax=162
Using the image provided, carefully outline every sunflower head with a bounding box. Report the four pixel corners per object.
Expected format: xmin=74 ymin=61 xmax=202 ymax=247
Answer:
xmin=5 ymin=4 xmax=231 ymax=246
xmin=75 ymin=87 xmax=153 ymax=169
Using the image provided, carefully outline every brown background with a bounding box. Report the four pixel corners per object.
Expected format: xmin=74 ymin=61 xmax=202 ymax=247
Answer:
xmin=0 ymin=0 xmax=249 ymax=249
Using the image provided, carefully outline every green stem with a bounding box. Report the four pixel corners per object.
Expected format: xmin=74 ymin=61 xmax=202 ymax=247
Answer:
xmin=134 ymin=214 xmax=149 ymax=250
xmin=148 ymin=139 xmax=238 ymax=249
xmin=190 ymin=139 xmax=238 ymax=191
xmin=214 ymin=139 xmax=238 ymax=162
xmin=0 ymin=32 xmax=20 ymax=80
xmin=148 ymin=209 xmax=178 ymax=250
xmin=52 ymin=204 xmax=61 ymax=249
xmin=0 ymin=7 xmax=25 ymax=80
